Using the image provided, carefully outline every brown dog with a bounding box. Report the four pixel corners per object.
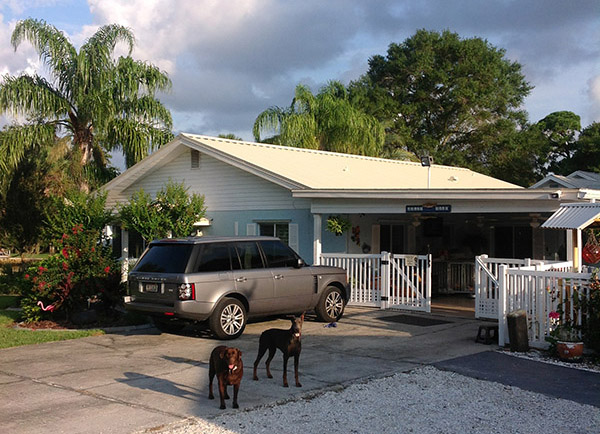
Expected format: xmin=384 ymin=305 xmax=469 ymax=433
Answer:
xmin=208 ymin=345 xmax=243 ymax=409
xmin=253 ymin=313 xmax=304 ymax=387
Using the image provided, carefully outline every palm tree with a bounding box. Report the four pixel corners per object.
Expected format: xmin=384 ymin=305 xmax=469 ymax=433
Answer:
xmin=253 ymin=81 xmax=384 ymax=157
xmin=0 ymin=19 xmax=173 ymax=189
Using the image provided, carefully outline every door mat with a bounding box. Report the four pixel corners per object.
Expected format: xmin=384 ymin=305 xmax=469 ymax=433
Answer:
xmin=379 ymin=314 xmax=451 ymax=327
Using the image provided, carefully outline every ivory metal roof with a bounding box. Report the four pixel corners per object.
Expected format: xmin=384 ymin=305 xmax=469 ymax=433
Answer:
xmin=180 ymin=134 xmax=520 ymax=190
xmin=541 ymin=202 xmax=600 ymax=230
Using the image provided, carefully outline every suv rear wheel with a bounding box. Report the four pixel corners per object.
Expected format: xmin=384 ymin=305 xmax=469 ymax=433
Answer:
xmin=209 ymin=298 xmax=247 ymax=340
xmin=315 ymin=286 xmax=345 ymax=322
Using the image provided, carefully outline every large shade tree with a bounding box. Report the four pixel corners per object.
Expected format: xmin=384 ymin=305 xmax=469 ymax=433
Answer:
xmin=253 ymin=81 xmax=384 ymax=156
xmin=0 ymin=19 xmax=174 ymax=190
xmin=350 ymin=29 xmax=532 ymax=171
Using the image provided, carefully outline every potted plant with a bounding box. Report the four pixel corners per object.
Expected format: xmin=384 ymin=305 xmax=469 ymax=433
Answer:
xmin=326 ymin=215 xmax=351 ymax=236
xmin=547 ymin=310 xmax=584 ymax=361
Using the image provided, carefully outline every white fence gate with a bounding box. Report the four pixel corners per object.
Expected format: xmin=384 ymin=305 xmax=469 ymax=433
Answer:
xmin=497 ymin=266 xmax=592 ymax=348
xmin=474 ymin=255 xmax=572 ymax=319
xmin=320 ymin=252 xmax=431 ymax=312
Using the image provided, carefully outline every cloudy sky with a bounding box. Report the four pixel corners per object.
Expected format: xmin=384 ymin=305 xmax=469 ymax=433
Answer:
xmin=0 ymin=0 xmax=599 ymax=148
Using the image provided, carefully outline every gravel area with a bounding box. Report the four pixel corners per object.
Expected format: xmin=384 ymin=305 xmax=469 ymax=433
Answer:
xmin=142 ymin=365 xmax=600 ymax=434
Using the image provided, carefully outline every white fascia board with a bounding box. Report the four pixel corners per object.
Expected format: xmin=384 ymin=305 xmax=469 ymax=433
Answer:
xmin=577 ymin=189 xmax=600 ymax=200
xmin=292 ymin=188 xmax=574 ymax=201
xmin=309 ymin=198 xmax=568 ymax=214
xmin=180 ymin=135 xmax=305 ymax=191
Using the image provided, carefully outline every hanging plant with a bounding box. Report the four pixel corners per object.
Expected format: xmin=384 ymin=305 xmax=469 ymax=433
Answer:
xmin=326 ymin=215 xmax=351 ymax=236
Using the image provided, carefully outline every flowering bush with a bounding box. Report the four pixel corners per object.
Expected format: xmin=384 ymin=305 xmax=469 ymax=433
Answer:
xmin=546 ymin=273 xmax=600 ymax=354
xmin=20 ymin=224 xmax=123 ymax=322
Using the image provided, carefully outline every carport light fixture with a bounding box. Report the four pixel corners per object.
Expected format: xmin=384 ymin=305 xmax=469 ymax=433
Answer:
xmin=420 ymin=156 xmax=433 ymax=167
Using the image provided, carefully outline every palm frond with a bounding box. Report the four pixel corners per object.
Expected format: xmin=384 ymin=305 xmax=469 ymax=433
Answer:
xmin=0 ymin=74 xmax=69 ymax=119
xmin=11 ymin=19 xmax=76 ymax=82
xmin=0 ymin=123 xmax=55 ymax=174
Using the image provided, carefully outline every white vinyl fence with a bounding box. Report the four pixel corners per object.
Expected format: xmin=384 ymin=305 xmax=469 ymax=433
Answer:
xmin=474 ymin=255 xmax=572 ymax=319
xmin=321 ymin=252 xmax=431 ymax=312
xmin=497 ymin=266 xmax=593 ymax=348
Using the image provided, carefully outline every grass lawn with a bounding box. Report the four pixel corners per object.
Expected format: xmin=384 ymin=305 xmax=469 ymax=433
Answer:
xmin=0 ymin=308 xmax=104 ymax=349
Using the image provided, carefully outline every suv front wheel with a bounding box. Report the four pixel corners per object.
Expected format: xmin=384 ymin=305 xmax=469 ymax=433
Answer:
xmin=209 ymin=298 xmax=247 ymax=340
xmin=315 ymin=286 xmax=345 ymax=322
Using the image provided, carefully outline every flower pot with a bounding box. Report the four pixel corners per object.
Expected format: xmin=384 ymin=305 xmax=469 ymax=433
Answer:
xmin=556 ymin=341 xmax=584 ymax=361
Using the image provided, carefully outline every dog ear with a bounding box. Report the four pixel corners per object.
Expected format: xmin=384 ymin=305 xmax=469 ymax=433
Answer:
xmin=237 ymin=349 xmax=242 ymax=358
xmin=219 ymin=348 xmax=226 ymax=359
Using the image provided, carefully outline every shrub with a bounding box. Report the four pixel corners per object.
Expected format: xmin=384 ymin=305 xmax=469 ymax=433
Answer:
xmin=118 ymin=179 xmax=206 ymax=242
xmin=20 ymin=224 xmax=123 ymax=322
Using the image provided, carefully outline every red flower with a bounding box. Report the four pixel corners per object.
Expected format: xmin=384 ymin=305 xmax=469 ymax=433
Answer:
xmin=62 ymin=262 xmax=69 ymax=270
xmin=24 ymin=274 xmax=30 ymax=279
xmin=549 ymin=311 xmax=560 ymax=320
xmin=104 ymin=266 xmax=111 ymax=273
xmin=38 ymin=266 xmax=47 ymax=273
xmin=38 ymin=281 xmax=46 ymax=289
xmin=91 ymin=247 xmax=95 ymax=252
xmin=61 ymin=248 xmax=69 ymax=259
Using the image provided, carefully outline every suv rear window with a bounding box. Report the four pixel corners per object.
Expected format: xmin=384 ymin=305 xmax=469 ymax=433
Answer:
xmin=134 ymin=244 xmax=193 ymax=273
xmin=196 ymin=243 xmax=234 ymax=272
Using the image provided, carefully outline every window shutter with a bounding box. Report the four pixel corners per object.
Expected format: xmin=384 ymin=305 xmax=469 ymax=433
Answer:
xmin=288 ymin=223 xmax=299 ymax=252
xmin=246 ymin=223 xmax=257 ymax=236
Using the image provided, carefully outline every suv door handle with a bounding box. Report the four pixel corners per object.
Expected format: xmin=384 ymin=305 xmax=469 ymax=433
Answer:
xmin=235 ymin=277 xmax=247 ymax=282
xmin=273 ymin=274 xmax=284 ymax=280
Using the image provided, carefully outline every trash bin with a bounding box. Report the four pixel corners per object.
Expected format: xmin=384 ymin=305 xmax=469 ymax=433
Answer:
xmin=507 ymin=309 xmax=529 ymax=352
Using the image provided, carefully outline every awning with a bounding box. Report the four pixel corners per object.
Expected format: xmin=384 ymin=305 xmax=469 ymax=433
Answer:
xmin=541 ymin=202 xmax=600 ymax=230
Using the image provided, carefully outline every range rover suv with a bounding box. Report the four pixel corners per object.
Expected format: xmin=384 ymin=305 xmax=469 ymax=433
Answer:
xmin=124 ymin=236 xmax=349 ymax=339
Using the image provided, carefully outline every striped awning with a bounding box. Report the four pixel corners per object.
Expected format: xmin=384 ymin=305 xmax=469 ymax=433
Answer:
xmin=541 ymin=202 xmax=600 ymax=230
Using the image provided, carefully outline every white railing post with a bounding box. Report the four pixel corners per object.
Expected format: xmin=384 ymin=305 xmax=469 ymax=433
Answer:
xmin=425 ymin=254 xmax=432 ymax=312
xmin=498 ymin=265 xmax=508 ymax=347
xmin=380 ymin=252 xmax=391 ymax=310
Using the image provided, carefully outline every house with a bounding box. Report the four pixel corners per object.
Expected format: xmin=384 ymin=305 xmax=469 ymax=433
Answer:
xmin=102 ymin=134 xmax=600 ymax=294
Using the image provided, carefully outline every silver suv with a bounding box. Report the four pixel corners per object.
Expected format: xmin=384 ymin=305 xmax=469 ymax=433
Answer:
xmin=124 ymin=236 xmax=349 ymax=339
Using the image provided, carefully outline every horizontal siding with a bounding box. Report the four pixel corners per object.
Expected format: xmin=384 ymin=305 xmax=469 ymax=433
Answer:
xmin=118 ymin=148 xmax=310 ymax=211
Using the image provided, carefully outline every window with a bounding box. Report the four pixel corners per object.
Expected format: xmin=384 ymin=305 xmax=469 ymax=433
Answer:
xmin=196 ymin=243 xmax=233 ymax=272
xmin=380 ymin=224 xmax=404 ymax=254
xmin=259 ymin=222 xmax=289 ymax=244
xmin=234 ymin=242 xmax=264 ymax=269
xmin=134 ymin=244 xmax=194 ymax=273
xmin=260 ymin=240 xmax=298 ymax=268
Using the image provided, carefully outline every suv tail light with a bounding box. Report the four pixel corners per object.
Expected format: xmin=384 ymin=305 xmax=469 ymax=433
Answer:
xmin=178 ymin=283 xmax=195 ymax=300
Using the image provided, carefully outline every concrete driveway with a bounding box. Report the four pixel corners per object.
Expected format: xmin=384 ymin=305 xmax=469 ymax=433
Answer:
xmin=0 ymin=307 xmax=491 ymax=434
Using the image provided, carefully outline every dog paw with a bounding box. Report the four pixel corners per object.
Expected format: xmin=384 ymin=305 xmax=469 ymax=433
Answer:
xmin=220 ymin=404 xmax=226 ymax=410
xmin=253 ymin=376 xmax=258 ymax=381
xmin=296 ymin=383 xmax=302 ymax=387
xmin=233 ymin=403 xmax=239 ymax=409
xmin=224 ymin=394 xmax=230 ymax=400
xmin=208 ymin=394 xmax=214 ymax=400
xmin=283 ymin=383 xmax=289 ymax=388
xmin=267 ymin=374 xmax=273 ymax=379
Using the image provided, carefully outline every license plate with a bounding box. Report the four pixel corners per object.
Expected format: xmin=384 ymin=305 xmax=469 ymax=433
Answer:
xmin=144 ymin=283 xmax=159 ymax=293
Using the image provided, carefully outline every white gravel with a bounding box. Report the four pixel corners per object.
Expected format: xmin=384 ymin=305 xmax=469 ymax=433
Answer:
xmin=146 ymin=365 xmax=600 ymax=434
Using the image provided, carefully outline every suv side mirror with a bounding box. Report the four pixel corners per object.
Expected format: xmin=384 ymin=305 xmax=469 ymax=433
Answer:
xmin=295 ymin=258 xmax=305 ymax=268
